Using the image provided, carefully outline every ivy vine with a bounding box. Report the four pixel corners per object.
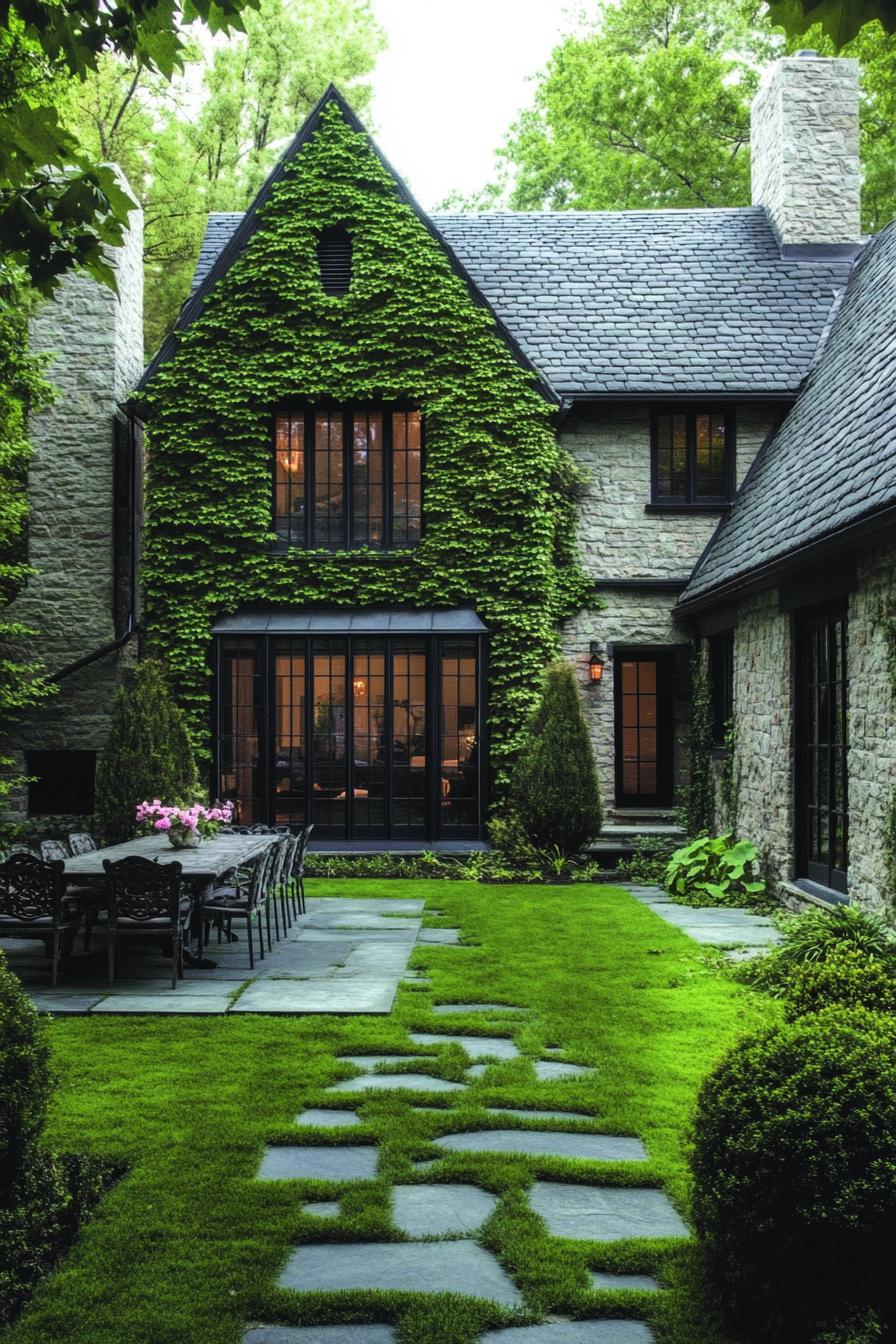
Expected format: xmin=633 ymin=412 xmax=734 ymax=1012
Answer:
xmin=137 ymin=100 xmax=593 ymax=791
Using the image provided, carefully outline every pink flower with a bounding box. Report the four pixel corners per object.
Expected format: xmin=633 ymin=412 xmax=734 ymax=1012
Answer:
xmin=154 ymin=818 xmax=172 ymax=832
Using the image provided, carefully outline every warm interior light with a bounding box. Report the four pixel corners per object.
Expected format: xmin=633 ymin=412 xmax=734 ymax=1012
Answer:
xmin=588 ymin=645 xmax=605 ymax=683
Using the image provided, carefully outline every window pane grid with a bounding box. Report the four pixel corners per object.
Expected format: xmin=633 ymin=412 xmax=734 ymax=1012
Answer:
xmin=440 ymin=639 xmax=479 ymax=833
xmin=352 ymin=411 xmax=384 ymax=549
xmin=392 ymin=410 xmax=423 ymax=546
xmin=220 ymin=639 xmax=261 ymax=825
xmin=313 ymin=413 xmax=344 ymax=550
xmin=274 ymin=414 xmax=305 ymax=545
xmin=654 ymin=408 xmax=731 ymax=504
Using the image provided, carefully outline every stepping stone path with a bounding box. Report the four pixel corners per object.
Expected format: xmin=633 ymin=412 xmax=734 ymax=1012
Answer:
xmin=244 ymin=1329 xmax=395 ymax=1343
xmin=296 ymin=1108 xmax=360 ymax=1128
xmin=391 ymin=1182 xmax=498 ymax=1235
xmin=591 ymin=1272 xmax=660 ymax=1293
xmin=328 ymin=1073 xmax=466 ymax=1094
xmin=258 ymin=1146 xmax=378 ymax=1181
xmin=416 ymin=927 xmax=463 ymax=944
xmin=432 ymin=1003 xmax=527 ymax=1015
xmin=278 ymin=1241 xmax=523 ymax=1306
xmin=435 ymin=1130 xmax=646 ymax=1162
xmin=480 ymin=1325 xmax=656 ymax=1343
xmin=625 ymin=886 xmax=781 ymax=952
xmin=533 ymin=1059 xmax=592 ymax=1081
xmin=486 ymin=1107 xmax=595 ymax=1124
xmin=466 ymin=1063 xmax=489 ymax=1078
xmin=529 ymin=1183 xmax=688 ymax=1242
xmin=410 ymin=1031 xmax=521 ymax=1059
xmin=302 ymin=1200 xmax=340 ymax=1217
xmin=339 ymin=1053 xmax=428 ymax=1071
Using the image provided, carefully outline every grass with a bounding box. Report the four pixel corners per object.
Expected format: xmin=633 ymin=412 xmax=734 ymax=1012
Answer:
xmin=6 ymin=880 xmax=778 ymax=1344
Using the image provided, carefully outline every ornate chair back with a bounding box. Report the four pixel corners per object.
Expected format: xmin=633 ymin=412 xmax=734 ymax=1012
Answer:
xmin=103 ymin=856 xmax=184 ymax=927
xmin=245 ymin=846 xmax=275 ymax=914
xmin=40 ymin=838 xmax=70 ymax=863
xmin=68 ymin=833 xmax=97 ymax=856
xmin=0 ymin=851 xmax=66 ymax=922
xmin=295 ymin=824 xmax=314 ymax=874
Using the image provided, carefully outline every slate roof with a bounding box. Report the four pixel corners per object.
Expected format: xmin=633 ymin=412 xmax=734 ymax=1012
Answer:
xmin=190 ymin=206 xmax=853 ymax=397
xmin=678 ymin=221 xmax=896 ymax=610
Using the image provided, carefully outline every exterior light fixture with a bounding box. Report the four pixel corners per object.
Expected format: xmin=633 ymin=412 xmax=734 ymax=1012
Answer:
xmin=588 ymin=642 xmax=606 ymax=684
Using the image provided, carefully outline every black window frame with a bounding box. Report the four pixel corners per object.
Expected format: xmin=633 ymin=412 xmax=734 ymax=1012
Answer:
xmin=650 ymin=405 xmax=735 ymax=507
xmin=272 ymin=403 xmax=424 ymax=553
xmin=708 ymin=629 xmax=734 ymax=750
xmin=794 ymin=602 xmax=849 ymax=896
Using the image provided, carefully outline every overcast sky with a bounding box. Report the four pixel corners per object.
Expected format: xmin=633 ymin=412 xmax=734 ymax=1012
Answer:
xmin=367 ymin=0 xmax=584 ymax=209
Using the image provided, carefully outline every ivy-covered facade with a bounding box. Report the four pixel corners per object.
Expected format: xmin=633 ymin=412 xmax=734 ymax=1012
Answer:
xmin=134 ymin=91 xmax=591 ymax=840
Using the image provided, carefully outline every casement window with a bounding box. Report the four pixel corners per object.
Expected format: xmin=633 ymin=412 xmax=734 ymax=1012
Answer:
xmin=273 ymin=407 xmax=423 ymax=551
xmin=651 ymin=407 xmax=734 ymax=506
xmin=708 ymin=630 xmax=734 ymax=749
xmin=26 ymin=750 xmax=97 ymax=815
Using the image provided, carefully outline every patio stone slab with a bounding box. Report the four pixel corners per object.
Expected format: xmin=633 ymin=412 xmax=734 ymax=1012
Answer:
xmin=480 ymin=1323 xmax=655 ymax=1343
xmin=410 ymin=1032 xmax=520 ymax=1059
xmin=302 ymin=1201 xmax=341 ymax=1217
xmin=416 ymin=928 xmax=463 ymax=944
xmin=339 ymin=1054 xmax=428 ymax=1071
xmin=231 ymin=979 xmax=396 ymax=1014
xmin=244 ymin=1328 xmax=396 ymax=1343
xmin=90 ymin=994 xmax=230 ymax=1014
xmin=327 ymin=1073 xmax=467 ymax=1094
xmin=590 ymin=1272 xmax=661 ymax=1293
xmin=486 ymin=1108 xmax=595 ymax=1124
xmin=466 ymin=1064 xmax=489 ymax=1078
xmin=278 ymin=1240 xmax=522 ymax=1305
xmin=529 ymin=1183 xmax=688 ymax=1241
xmin=257 ymin=1145 xmax=378 ymax=1182
xmin=391 ymin=1182 xmax=498 ymax=1235
xmin=30 ymin=994 xmax=105 ymax=1014
xmin=432 ymin=1003 xmax=526 ymax=1015
xmin=435 ymin=1130 xmax=646 ymax=1162
xmin=533 ymin=1060 xmax=593 ymax=1081
xmin=296 ymin=1109 xmax=361 ymax=1128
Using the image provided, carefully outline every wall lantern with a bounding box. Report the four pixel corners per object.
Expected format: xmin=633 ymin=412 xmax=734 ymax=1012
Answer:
xmin=588 ymin=642 xmax=606 ymax=684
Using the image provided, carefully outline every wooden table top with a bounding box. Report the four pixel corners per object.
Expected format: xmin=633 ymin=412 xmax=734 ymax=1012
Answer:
xmin=63 ymin=833 xmax=281 ymax=882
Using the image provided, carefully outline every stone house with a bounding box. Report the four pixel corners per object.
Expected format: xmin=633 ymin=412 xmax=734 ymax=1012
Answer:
xmin=3 ymin=52 xmax=894 ymax=908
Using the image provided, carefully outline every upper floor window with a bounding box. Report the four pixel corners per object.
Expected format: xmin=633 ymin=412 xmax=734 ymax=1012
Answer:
xmin=651 ymin=406 xmax=734 ymax=506
xmin=274 ymin=407 xmax=422 ymax=552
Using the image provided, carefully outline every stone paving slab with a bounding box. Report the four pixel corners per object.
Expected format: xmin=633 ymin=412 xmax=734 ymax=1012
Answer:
xmin=296 ymin=1109 xmax=361 ymax=1128
xmin=90 ymin=994 xmax=232 ymax=1014
xmin=432 ymin=1003 xmax=527 ymax=1015
xmin=257 ymin=1145 xmax=378 ymax=1181
xmin=306 ymin=898 xmax=424 ymax=915
xmin=30 ymin=994 xmax=106 ymax=1014
xmin=435 ymin=1131 xmax=646 ymax=1162
xmin=624 ymin=886 xmax=781 ymax=949
xmin=244 ymin=1328 xmax=396 ymax=1343
xmin=529 ymin=1183 xmax=688 ymax=1242
xmin=416 ymin=928 xmax=463 ymax=945
xmin=466 ymin=1064 xmax=489 ymax=1079
xmin=590 ymin=1272 xmax=660 ymax=1293
xmin=410 ymin=1032 xmax=520 ymax=1059
xmin=533 ymin=1060 xmax=593 ymax=1081
xmin=232 ymin=979 xmax=396 ymax=1014
xmin=480 ymin=1323 xmax=655 ymax=1343
xmin=328 ymin=1073 xmax=466 ymax=1094
xmin=391 ymin=1182 xmax=498 ymax=1235
xmin=278 ymin=1240 xmax=523 ymax=1305
xmin=339 ymin=1054 xmax=429 ymax=1071
xmin=302 ymin=1200 xmax=341 ymax=1217
xmin=486 ymin=1108 xmax=596 ymax=1124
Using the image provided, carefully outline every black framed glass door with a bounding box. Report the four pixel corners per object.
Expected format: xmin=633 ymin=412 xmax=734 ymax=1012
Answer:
xmin=613 ymin=650 xmax=674 ymax=807
xmin=216 ymin=632 xmax=484 ymax=839
xmin=796 ymin=607 xmax=848 ymax=894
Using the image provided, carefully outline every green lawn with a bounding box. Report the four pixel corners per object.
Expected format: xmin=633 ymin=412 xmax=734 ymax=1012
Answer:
xmin=6 ymin=881 xmax=777 ymax=1344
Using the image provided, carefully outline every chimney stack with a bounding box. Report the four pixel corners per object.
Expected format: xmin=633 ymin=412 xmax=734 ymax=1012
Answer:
xmin=750 ymin=53 xmax=861 ymax=252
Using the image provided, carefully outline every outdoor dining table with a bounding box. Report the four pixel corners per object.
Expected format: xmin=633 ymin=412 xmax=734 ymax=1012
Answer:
xmin=62 ymin=832 xmax=282 ymax=966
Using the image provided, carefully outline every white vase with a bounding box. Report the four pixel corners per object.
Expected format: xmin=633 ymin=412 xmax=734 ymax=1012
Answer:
xmin=168 ymin=830 xmax=201 ymax=850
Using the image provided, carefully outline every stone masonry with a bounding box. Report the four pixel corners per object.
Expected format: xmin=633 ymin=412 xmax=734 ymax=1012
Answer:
xmin=751 ymin=54 xmax=861 ymax=249
xmin=561 ymin=403 xmax=781 ymax=812
xmin=1 ymin=187 xmax=143 ymax=822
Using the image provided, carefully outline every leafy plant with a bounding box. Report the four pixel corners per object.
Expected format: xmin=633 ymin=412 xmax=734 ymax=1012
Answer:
xmin=664 ymin=833 xmax=767 ymax=908
xmin=783 ymin=945 xmax=896 ymax=1020
xmin=487 ymin=810 xmax=541 ymax=868
xmin=510 ymin=661 xmax=602 ymax=854
xmin=777 ymin=902 xmax=896 ymax=965
xmin=94 ymin=659 xmax=198 ymax=843
xmin=617 ymin=833 xmax=679 ymax=886
xmin=692 ymin=1006 xmax=896 ymax=1339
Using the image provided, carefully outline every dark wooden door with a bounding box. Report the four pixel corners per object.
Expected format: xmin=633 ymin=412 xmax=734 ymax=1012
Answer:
xmin=614 ymin=651 xmax=674 ymax=807
xmin=796 ymin=607 xmax=848 ymax=894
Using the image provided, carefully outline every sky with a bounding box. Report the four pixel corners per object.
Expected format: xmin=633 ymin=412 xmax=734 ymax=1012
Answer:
xmin=366 ymin=0 xmax=584 ymax=209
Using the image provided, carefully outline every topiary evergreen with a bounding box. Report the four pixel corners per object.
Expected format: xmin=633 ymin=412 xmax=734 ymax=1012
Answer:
xmin=94 ymin=659 xmax=198 ymax=842
xmin=509 ymin=661 xmax=601 ymax=853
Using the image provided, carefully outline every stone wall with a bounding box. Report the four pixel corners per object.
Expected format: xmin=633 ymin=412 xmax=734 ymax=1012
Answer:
xmin=0 ymin=191 xmax=143 ymax=823
xmin=845 ymin=543 xmax=896 ymax=910
xmin=750 ymin=54 xmax=861 ymax=249
xmin=560 ymin=401 xmax=780 ymax=812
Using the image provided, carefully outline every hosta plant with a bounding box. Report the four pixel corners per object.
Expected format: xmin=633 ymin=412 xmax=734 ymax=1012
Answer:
xmin=665 ymin=833 xmax=768 ymax=909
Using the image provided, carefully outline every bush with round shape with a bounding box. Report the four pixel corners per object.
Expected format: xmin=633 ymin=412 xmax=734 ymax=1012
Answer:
xmin=784 ymin=945 xmax=896 ymax=1021
xmin=509 ymin=661 xmax=602 ymax=854
xmin=691 ymin=1006 xmax=896 ymax=1340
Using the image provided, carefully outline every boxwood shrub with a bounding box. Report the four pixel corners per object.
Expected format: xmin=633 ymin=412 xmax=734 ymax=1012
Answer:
xmin=784 ymin=945 xmax=896 ymax=1021
xmin=691 ymin=1006 xmax=896 ymax=1340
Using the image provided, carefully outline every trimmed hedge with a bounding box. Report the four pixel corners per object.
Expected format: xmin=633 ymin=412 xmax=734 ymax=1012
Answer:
xmin=691 ymin=1006 xmax=896 ymax=1340
xmin=784 ymin=945 xmax=896 ymax=1021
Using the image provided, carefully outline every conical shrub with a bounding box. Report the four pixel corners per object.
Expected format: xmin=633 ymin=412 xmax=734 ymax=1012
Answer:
xmin=94 ymin=659 xmax=198 ymax=842
xmin=509 ymin=661 xmax=602 ymax=853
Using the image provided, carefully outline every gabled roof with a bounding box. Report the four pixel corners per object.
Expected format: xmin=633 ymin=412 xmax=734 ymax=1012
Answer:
xmin=677 ymin=222 xmax=896 ymax=613
xmin=136 ymin=86 xmax=556 ymax=401
xmin=190 ymin=206 xmax=856 ymax=399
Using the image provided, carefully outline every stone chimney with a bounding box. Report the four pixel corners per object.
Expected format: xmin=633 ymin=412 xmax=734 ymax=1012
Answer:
xmin=750 ymin=52 xmax=861 ymax=252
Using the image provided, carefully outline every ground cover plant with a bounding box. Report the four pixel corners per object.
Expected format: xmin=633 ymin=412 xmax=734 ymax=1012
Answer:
xmin=3 ymin=880 xmax=776 ymax=1344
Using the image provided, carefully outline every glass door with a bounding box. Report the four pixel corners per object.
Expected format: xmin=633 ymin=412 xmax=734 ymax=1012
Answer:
xmin=614 ymin=651 xmax=674 ymax=807
xmin=796 ymin=607 xmax=848 ymax=894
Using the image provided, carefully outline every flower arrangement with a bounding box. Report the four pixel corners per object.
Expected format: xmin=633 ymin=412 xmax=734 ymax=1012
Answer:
xmin=135 ymin=799 xmax=234 ymax=849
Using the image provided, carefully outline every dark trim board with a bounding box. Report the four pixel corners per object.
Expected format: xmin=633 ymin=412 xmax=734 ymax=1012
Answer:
xmin=613 ymin=646 xmax=675 ymax=809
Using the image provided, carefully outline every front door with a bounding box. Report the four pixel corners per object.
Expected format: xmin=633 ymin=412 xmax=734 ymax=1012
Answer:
xmin=614 ymin=650 xmax=674 ymax=807
xmin=796 ymin=606 xmax=848 ymax=894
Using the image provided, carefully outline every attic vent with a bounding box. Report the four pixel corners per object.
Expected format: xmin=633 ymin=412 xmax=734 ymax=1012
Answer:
xmin=317 ymin=226 xmax=353 ymax=296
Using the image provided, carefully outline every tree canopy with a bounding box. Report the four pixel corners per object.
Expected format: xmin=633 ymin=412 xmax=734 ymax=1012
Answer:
xmin=767 ymin=0 xmax=896 ymax=45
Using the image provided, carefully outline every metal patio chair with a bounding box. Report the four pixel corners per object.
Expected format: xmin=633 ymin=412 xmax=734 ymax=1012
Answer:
xmin=287 ymin=824 xmax=314 ymax=916
xmin=68 ymin=832 xmax=98 ymax=856
xmin=102 ymin=856 xmax=191 ymax=989
xmin=0 ymin=852 xmax=82 ymax=986
xmin=198 ymin=844 xmax=275 ymax=970
xmin=40 ymin=838 xmax=70 ymax=862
